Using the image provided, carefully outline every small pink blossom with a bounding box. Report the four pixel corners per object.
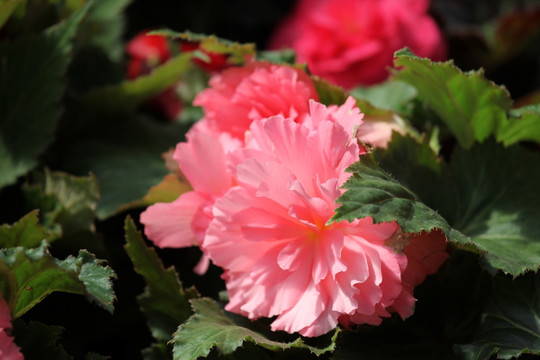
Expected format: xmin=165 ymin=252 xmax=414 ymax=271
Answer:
xmin=0 ymin=295 xmax=23 ymax=360
xmin=356 ymin=116 xmax=407 ymax=148
xmin=269 ymin=0 xmax=446 ymax=88
xmin=202 ymin=100 xmax=448 ymax=336
xmin=193 ymin=60 xmax=319 ymax=139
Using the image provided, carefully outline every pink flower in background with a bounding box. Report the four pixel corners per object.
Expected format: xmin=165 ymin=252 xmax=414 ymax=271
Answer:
xmin=269 ymin=0 xmax=446 ymax=88
xmin=0 ymin=296 xmax=23 ymax=360
xmin=193 ymin=60 xmax=319 ymax=139
xmin=202 ymin=99 xmax=448 ymax=336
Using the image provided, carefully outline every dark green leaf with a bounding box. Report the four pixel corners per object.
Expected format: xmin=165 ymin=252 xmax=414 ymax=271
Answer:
xmin=394 ymin=50 xmax=512 ymax=148
xmin=142 ymin=343 xmax=172 ymax=360
xmin=0 ymin=0 xmax=24 ymax=29
xmin=373 ymin=135 xmax=540 ymax=276
xmin=332 ymin=153 xmax=466 ymax=244
xmin=60 ymin=115 xmax=188 ymax=219
xmin=455 ymin=272 xmax=540 ymax=360
xmin=75 ymin=0 xmax=131 ymax=61
xmin=124 ymin=216 xmax=197 ymax=341
xmin=0 ymin=3 xmax=89 ymax=189
xmin=172 ymin=298 xmax=338 ymax=360
xmin=12 ymin=320 xmax=72 ymax=360
xmin=23 ymin=169 xmax=99 ymax=238
xmin=0 ymin=210 xmax=55 ymax=248
xmin=0 ymin=242 xmax=115 ymax=317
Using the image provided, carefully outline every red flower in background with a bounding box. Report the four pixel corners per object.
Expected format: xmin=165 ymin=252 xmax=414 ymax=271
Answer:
xmin=126 ymin=31 xmax=228 ymax=120
xmin=269 ymin=0 xmax=446 ymax=88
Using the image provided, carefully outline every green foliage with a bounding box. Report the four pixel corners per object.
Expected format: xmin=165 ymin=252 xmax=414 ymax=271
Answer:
xmin=0 ymin=242 xmax=115 ymax=318
xmin=497 ymin=105 xmax=540 ymax=146
xmin=12 ymin=320 xmax=72 ymax=360
xmin=172 ymin=298 xmax=338 ymax=360
xmin=82 ymin=52 xmax=192 ymax=113
xmin=124 ymin=216 xmax=197 ymax=341
xmin=351 ymin=80 xmax=417 ymax=113
xmin=332 ymin=153 xmax=466 ymax=244
xmin=60 ymin=115 xmax=188 ymax=219
xmin=75 ymin=0 xmax=132 ymax=61
xmin=0 ymin=3 xmax=88 ymax=189
xmin=151 ymin=29 xmax=256 ymax=64
xmin=394 ymin=49 xmax=513 ymax=148
xmin=23 ymin=169 xmax=99 ymax=238
xmin=456 ymin=272 xmax=540 ymax=360
xmin=372 ymin=135 xmax=540 ymax=276
xmin=0 ymin=210 xmax=55 ymax=248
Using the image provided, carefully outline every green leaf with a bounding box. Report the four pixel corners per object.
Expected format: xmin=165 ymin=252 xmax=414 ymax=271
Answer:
xmin=394 ymin=50 xmax=513 ymax=148
xmin=82 ymin=52 xmax=192 ymax=113
xmin=351 ymin=80 xmax=417 ymax=113
xmin=455 ymin=272 xmax=540 ymax=360
xmin=60 ymin=115 xmax=188 ymax=219
xmin=0 ymin=210 xmax=56 ymax=248
xmin=142 ymin=343 xmax=171 ymax=360
xmin=151 ymin=30 xmax=255 ymax=64
xmin=0 ymin=242 xmax=116 ymax=317
xmin=23 ymin=169 xmax=99 ymax=238
xmin=373 ymin=135 xmax=540 ymax=276
xmin=124 ymin=216 xmax=197 ymax=341
xmin=12 ymin=320 xmax=72 ymax=360
xmin=497 ymin=105 xmax=540 ymax=146
xmin=0 ymin=0 xmax=24 ymax=29
xmin=0 ymin=2 xmax=89 ymax=189
xmin=447 ymin=141 xmax=540 ymax=276
xmin=75 ymin=0 xmax=131 ymax=61
xmin=332 ymin=153 xmax=466 ymax=244
xmin=172 ymin=298 xmax=338 ymax=360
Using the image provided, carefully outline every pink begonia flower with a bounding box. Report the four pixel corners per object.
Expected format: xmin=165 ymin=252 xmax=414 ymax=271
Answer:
xmin=141 ymin=61 xmax=320 ymax=273
xmin=140 ymin=127 xmax=242 ymax=274
xmin=0 ymin=295 xmax=23 ymax=360
xmin=202 ymin=99 xmax=448 ymax=336
xmin=269 ymin=0 xmax=446 ymax=88
xmin=356 ymin=116 xmax=407 ymax=148
xmin=193 ymin=60 xmax=319 ymax=139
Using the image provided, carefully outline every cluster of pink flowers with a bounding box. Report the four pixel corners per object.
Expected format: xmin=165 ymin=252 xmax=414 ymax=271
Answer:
xmin=141 ymin=59 xmax=448 ymax=337
xmin=269 ymin=0 xmax=446 ymax=88
xmin=0 ymin=296 xmax=23 ymax=359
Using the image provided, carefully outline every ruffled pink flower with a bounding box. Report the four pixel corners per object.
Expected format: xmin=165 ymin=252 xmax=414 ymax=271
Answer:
xmin=356 ymin=116 xmax=407 ymax=148
xmin=202 ymin=99 xmax=448 ymax=336
xmin=193 ymin=60 xmax=319 ymax=139
xmin=0 ymin=295 xmax=23 ymax=360
xmin=140 ymin=127 xmax=242 ymax=273
xmin=269 ymin=0 xmax=446 ymax=88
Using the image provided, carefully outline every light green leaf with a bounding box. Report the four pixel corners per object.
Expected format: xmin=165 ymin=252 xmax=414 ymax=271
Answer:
xmin=351 ymin=80 xmax=417 ymax=113
xmin=151 ymin=29 xmax=255 ymax=64
xmin=172 ymin=298 xmax=338 ymax=360
xmin=0 ymin=210 xmax=56 ymax=248
xmin=0 ymin=242 xmax=115 ymax=317
xmin=0 ymin=2 xmax=89 ymax=189
xmin=23 ymin=169 xmax=99 ymax=237
xmin=455 ymin=273 xmax=540 ymax=360
xmin=124 ymin=216 xmax=197 ymax=341
xmin=497 ymin=105 xmax=540 ymax=146
xmin=82 ymin=52 xmax=192 ymax=113
xmin=394 ymin=49 xmax=512 ymax=148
